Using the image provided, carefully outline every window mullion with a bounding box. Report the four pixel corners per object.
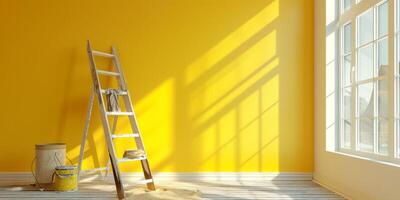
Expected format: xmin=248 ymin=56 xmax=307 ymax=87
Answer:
xmin=337 ymin=0 xmax=343 ymax=152
xmin=373 ymin=5 xmax=379 ymax=154
xmin=388 ymin=0 xmax=395 ymax=157
xmin=351 ymin=17 xmax=357 ymax=151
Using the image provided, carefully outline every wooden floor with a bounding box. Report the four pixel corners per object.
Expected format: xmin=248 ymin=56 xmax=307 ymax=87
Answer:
xmin=0 ymin=180 xmax=345 ymax=199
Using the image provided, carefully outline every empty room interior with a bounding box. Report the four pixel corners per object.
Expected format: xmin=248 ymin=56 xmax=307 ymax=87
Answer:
xmin=0 ymin=0 xmax=400 ymax=199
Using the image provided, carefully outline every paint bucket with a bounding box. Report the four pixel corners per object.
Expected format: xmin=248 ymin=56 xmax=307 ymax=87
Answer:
xmin=34 ymin=143 xmax=66 ymax=185
xmin=52 ymin=165 xmax=78 ymax=191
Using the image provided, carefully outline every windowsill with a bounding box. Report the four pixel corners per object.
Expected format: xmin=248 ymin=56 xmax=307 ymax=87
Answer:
xmin=326 ymin=149 xmax=400 ymax=169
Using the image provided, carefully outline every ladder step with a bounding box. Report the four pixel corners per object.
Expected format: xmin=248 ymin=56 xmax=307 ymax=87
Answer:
xmin=123 ymin=149 xmax=146 ymax=159
xmin=111 ymin=133 xmax=140 ymax=139
xmin=96 ymin=69 xmax=120 ymax=76
xmin=106 ymin=112 xmax=133 ymax=116
xmin=101 ymin=89 xmax=128 ymax=95
xmin=118 ymin=157 xmax=147 ymax=163
xmin=92 ymin=50 xmax=115 ymax=58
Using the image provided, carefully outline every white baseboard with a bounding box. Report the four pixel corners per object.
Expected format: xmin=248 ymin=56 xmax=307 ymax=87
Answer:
xmin=0 ymin=172 xmax=312 ymax=183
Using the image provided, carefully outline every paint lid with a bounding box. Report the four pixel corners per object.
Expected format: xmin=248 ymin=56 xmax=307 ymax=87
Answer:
xmin=35 ymin=143 xmax=66 ymax=150
xmin=55 ymin=165 xmax=77 ymax=170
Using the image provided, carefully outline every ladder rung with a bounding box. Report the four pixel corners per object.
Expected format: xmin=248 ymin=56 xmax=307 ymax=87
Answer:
xmin=118 ymin=157 xmax=146 ymax=163
xmin=101 ymin=89 xmax=128 ymax=95
xmin=106 ymin=112 xmax=133 ymax=116
xmin=111 ymin=133 xmax=140 ymax=139
xmin=92 ymin=50 xmax=115 ymax=58
xmin=96 ymin=69 xmax=120 ymax=76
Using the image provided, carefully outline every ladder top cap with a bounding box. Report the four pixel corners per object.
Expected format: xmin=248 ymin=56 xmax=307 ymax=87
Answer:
xmin=86 ymin=40 xmax=92 ymax=49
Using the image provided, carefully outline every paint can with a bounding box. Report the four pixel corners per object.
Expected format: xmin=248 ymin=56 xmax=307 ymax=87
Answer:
xmin=34 ymin=143 xmax=66 ymax=185
xmin=52 ymin=165 xmax=78 ymax=192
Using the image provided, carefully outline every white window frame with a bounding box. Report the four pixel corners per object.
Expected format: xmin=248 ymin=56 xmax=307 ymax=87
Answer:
xmin=335 ymin=0 xmax=400 ymax=164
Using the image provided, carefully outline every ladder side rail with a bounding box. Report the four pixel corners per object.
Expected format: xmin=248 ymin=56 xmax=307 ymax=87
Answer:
xmin=87 ymin=41 xmax=125 ymax=199
xmin=77 ymin=88 xmax=95 ymax=179
xmin=105 ymin=116 xmax=119 ymax=178
xmin=111 ymin=45 xmax=156 ymax=191
xmin=111 ymin=46 xmax=145 ymax=151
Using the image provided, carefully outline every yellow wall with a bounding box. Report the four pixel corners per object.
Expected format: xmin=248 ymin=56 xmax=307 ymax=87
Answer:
xmin=0 ymin=0 xmax=314 ymax=172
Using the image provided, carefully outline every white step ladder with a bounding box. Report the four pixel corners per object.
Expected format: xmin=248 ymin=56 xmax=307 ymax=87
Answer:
xmin=78 ymin=41 xmax=155 ymax=199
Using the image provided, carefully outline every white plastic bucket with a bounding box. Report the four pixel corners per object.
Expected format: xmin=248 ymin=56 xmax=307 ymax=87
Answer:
xmin=35 ymin=143 xmax=66 ymax=184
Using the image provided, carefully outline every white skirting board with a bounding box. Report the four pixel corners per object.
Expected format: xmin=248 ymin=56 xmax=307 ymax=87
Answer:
xmin=0 ymin=172 xmax=312 ymax=183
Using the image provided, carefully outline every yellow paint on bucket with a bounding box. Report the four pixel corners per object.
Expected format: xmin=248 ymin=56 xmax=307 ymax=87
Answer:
xmin=52 ymin=165 xmax=78 ymax=192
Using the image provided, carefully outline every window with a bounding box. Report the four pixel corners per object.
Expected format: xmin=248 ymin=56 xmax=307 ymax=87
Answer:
xmin=333 ymin=0 xmax=400 ymax=164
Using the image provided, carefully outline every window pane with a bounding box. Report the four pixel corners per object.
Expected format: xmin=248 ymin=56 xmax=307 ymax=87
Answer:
xmin=395 ymin=34 xmax=400 ymax=75
xmin=397 ymin=80 xmax=400 ymax=141
xmin=397 ymin=119 xmax=400 ymax=157
xmin=378 ymin=118 xmax=388 ymax=154
xmin=358 ymin=83 xmax=374 ymax=118
xmin=359 ymin=117 xmax=374 ymax=152
xmin=378 ymin=80 xmax=388 ymax=117
xmin=398 ymin=35 xmax=400 ymax=75
xmin=398 ymin=0 xmax=400 ymax=31
xmin=358 ymin=9 xmax=374 ymax=46
xmin=378 ymin=38 xmax=388 ymax=76
xmin=358 ymin=83 xmax=374 ymax=153
xmin=358 ymin=44 xmax=374 ymax=80
xmin=344 ymin=23 xmax=352 ymax=54
xmin=343 ymin=55 xmax=352 ymax=86
xmin=343 ymin=87 xmax=351 ymax=148
xmin=398 ymin=79 xmax=400 ymax=118
xmin=378 ymin=2 xmax=388 ymax=37
xmin=398 ymin=119 xmax=400 ymax=157
xmin=343 ymin=0 xmax=351 ymax=11
xmin=378 ymin=80 xmax=388 ymax=155
xmin=344 ymin=119 xmax=351 ymax=147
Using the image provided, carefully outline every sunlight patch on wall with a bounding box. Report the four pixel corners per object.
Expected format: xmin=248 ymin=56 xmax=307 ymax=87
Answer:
xmin=196 ymin=123 xmax=219 ymax=171
xmin=73 ymin=78 xmax=176 ymax=172
xmin=119 ymin=78 xmax=175 ymax=171
xmin=192 ymin=56 xmax=279 ymax=128
xmin=189 ymin=31 xmax=278 ymax=128
xmin=214 ymin=109 xmax=237 ymax=170
xmin=238 ymin=91 xmax=264 ymax=170
xmin=194 ymin=74 xmax=280 ymax=171
xmin=184 ymin=0 xmax=279 ymax=84
xmin=260 ymin=75 xmax=280 ymax=171
xmin=239 ymin=75 xmax=279 ymax=171
xmin=70 ymin=126 xmax=108 ymax=170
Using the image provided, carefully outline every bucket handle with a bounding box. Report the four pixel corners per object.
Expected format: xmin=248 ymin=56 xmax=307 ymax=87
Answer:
xmin=30 ymin=156 xmax=45 ymax=191
xmin=54 ymin=152 xmax=73 ymax=167
xmin=52 ymin=169 xmax=74 ymax=182
xmin=53 ymin=153 xmax=76 ymax=180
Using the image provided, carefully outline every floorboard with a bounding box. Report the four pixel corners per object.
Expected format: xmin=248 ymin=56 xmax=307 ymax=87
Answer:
xmin=0 ymin=179 xmax=346 ymax=199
